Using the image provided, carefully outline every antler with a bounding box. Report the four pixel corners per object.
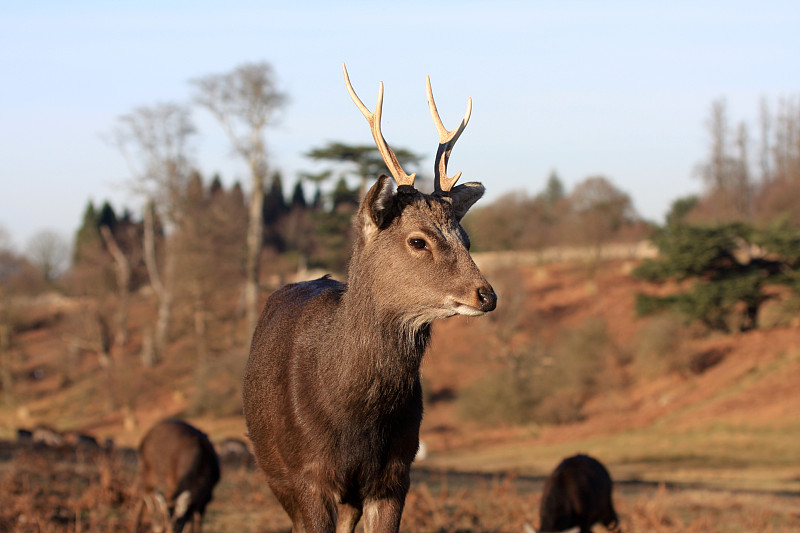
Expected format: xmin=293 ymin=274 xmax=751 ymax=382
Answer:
xmin=426 ymin=76 xmax=472 ymax=192
xmin=342 ymin=63 xmax=416 ymax=188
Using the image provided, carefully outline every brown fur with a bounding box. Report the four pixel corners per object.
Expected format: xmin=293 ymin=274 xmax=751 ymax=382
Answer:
xmin=134 ymin=419 xmax=220 ymax=533
xmin=243 ymin=177 xmax=495 ymax=532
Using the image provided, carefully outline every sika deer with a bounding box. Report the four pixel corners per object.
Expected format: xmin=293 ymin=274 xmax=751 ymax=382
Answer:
xmin=539 ymin=454 xmax=621 ymax=533
xmin=242 ymin=64 xmax=496 ymax=533
xmin=133 ymin=419 xmax=220 ymax=533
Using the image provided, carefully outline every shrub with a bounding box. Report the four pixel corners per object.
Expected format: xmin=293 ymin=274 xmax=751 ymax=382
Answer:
xmin=634 ymin=314 xmax=690 ymax=377
xmin=456 ymin=344 xmax=549 ymax=426
xmin=457 ymin=318 xmax=618 ymax=427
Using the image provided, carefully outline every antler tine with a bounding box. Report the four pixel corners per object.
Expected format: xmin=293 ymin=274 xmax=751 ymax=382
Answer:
xmin=426 ymin=75 xmax=472 ymax=192
xmin=342 ymin=63 xmax=416 ymax=188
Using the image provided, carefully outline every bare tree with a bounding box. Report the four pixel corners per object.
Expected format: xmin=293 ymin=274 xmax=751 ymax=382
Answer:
xmin=754 ymin=95 xmax=800 ymax=225
xmin=773 ymin=96 xmax=800 ymax=184
xmin=192 ymin=62 xmax=287 ymax=338
xmin=0 ymin=229 xmax=53 ymax=405
xmin=569 ymin=175 xmax=637 ymax=256
xmin=177 ymin=172 xmax=247 ymax=413
xmin=110 ymin=102 xmax=197 ymax=358
xmin=703 ymin=98 xmax=732 ymax=193
xmin=696 ymin=98 xmax=752 ymax=221
xmin=759 ymin=97 xmax=772 ymax=183
xmin=25 ymin=230 xmax=70 ymax=282
xmin=0 ymin=315 xmax=11 ymax=405
xmin=100 ymin=225 xmax=131 ymax=352
xmin=733 ymin=121 xmax=752 ymax=219
xmin=0 ymin=225 xmax=21 ymax=405
xmin=0 ymin=225 xmax=10 ymax=252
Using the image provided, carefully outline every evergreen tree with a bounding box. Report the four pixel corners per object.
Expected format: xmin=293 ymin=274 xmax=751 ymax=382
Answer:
xmin=331 ymin=177 xmax=359 ymax=209
xmin=74 ymin=201 xmax=100 ymax=264
xmin=306 ymin=142 xmax=421 ymax=197
xmin=209 ymin=173 xmax=224 ymax=199
xmin=263 ymin=172 xmax=287 ymax=251
xmin=634 ymin=221 xmax=800 ymax=332
xmin=263 ymin=172 xmax=287 ymax=225
xmin=541 ymin=170 xmax=565 ymax=206
xmin=97 ymin=201 xmax=118 ymax=230
xmin=297 ymin=170 xmax=332 ymax=211
xmin=665 ymin=195 xmax=699 ymax=226
xmin=229 ymin=182 xmax=245 ymax=211
xmin=291 ymin=180 xmax=307 ymax=209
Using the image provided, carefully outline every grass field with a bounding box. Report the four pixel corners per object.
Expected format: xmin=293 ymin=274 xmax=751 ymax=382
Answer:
xmin=420 ymin=421 xmax=800 ymax=494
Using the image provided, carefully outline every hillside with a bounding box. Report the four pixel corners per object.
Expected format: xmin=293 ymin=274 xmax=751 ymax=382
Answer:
xmin=420 ymin=260 xmax=800 ymax=493
xmin=1 ymin=258 xmax=799 ymax=494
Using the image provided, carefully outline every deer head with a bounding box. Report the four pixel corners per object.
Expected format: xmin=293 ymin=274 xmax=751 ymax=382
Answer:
xmin=342 ymin=63 xmax=496 ymax=321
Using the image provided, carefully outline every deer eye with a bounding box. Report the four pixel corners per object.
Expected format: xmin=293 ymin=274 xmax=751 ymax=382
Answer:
xmin=408 ymin=238 xmax=428 ymax=250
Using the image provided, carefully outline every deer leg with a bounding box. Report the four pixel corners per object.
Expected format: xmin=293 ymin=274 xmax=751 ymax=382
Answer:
xmin=170 ymin=489 xmax=193 ymax=533
xmin=267 ymin=480 xmax=307 ymax=533
xmin=606 ymin=516 xmax=622 ymax=533
xmin=132 ymin=495 xmax=145 ymax=532
xmin=297 ymin=508 xmax=336 ymax=533
xmin=194 ymin=510 xmax=204 ymax=533
xmin=296 ymin=491 xmax=336 ymax=533
xmin=602 ymin=505 xmax=620 ymax=533
xmin=154 ymin=493 xmax=170 ymax=533
xmin=361 ymin=497 xmax=405 ymax=533
xmin=290 ymin=517 xmax=307 ymax=533
xmin=336 ymin=502 xmax=362 ymax=533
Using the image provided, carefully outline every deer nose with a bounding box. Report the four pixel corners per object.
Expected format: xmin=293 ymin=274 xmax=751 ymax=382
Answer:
xmin=477 ymin=287 xmax=497 ymax=313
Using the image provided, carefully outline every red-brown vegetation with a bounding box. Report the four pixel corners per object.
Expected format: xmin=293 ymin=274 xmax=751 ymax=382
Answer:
xmin=1 ymin=259 xmax=799 ymax=531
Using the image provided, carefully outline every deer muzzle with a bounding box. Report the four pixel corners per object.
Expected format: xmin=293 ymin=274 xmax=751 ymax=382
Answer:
xmin=477 ymin=286 xmax=497 ymax=313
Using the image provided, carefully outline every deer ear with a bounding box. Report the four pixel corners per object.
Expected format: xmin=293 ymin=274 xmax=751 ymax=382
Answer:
xmin=358 ymin=175 xmax=396 ymax=239
xmin=449 ymin=182 xmax=485 ymax=221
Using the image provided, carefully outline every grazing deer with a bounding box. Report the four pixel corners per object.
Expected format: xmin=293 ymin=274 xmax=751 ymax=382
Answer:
xmin=242 ymin=63 xmax=496 ymax=533
xmin=539 ymin=454 xmax=621 ymax=533
xmin=31 ymin=425 xmax=64 ymax=447
xmin=133 ymin=419 xmax=220 ymax=533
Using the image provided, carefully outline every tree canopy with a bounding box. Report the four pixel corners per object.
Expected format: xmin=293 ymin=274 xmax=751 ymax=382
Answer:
xmin=634 ymin=221 xmax=800 ymax=332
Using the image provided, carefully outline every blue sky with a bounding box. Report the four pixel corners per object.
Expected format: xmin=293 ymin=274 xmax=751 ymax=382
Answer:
xmin=1 ymin=1 xmax=798 ymax=250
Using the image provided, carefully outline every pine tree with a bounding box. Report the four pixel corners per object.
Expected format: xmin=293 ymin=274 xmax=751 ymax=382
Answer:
xmin=635 ymin=221 xmax=800 ymax=332
xmin=291 ymin=180 xmax=307 ymax=209
xmin=97 ymin=201 xmax=118 ymax=230
xmin=74 ymin=201 xmax=100 ymax=264
xmin=331 ymin=177 xmax=359 ymax=209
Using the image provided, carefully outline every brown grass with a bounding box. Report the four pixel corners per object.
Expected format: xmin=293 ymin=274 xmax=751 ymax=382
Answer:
xmin=2 ymin=260 xmax=800 ymax=531
xmin=1 ymin=442 xmax=798 ymax=532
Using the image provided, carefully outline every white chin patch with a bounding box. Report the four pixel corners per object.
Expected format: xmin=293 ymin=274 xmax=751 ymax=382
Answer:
xmin=442 ymin=296 xmax=484 ymax=317
xmin=452 ymin=304 xmax=485 ymax=317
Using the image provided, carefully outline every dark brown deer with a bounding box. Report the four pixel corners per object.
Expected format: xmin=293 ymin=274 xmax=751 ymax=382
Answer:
xmin=242 ymin=64 xmax=496 ymax=533
xmin=539 ymin=454 xmax=621 ymax=533
xmin=133 ymin=419 xmax=220 ymax=533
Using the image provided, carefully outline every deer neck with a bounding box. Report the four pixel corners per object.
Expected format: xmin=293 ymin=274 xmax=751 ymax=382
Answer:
xmin=329 ymin=272 xmax=431 ymax=409
xmin=339 ymin=281 xmax=432 ymax=363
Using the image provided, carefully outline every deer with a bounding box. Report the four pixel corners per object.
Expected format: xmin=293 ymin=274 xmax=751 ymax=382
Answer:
xmin=242 ymin=63 xmax=496 ymax=533
xmin=133 ymin=419 xmax=221 ymax=533
xmin=538 ymin=454 xmax=621 ymax=533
